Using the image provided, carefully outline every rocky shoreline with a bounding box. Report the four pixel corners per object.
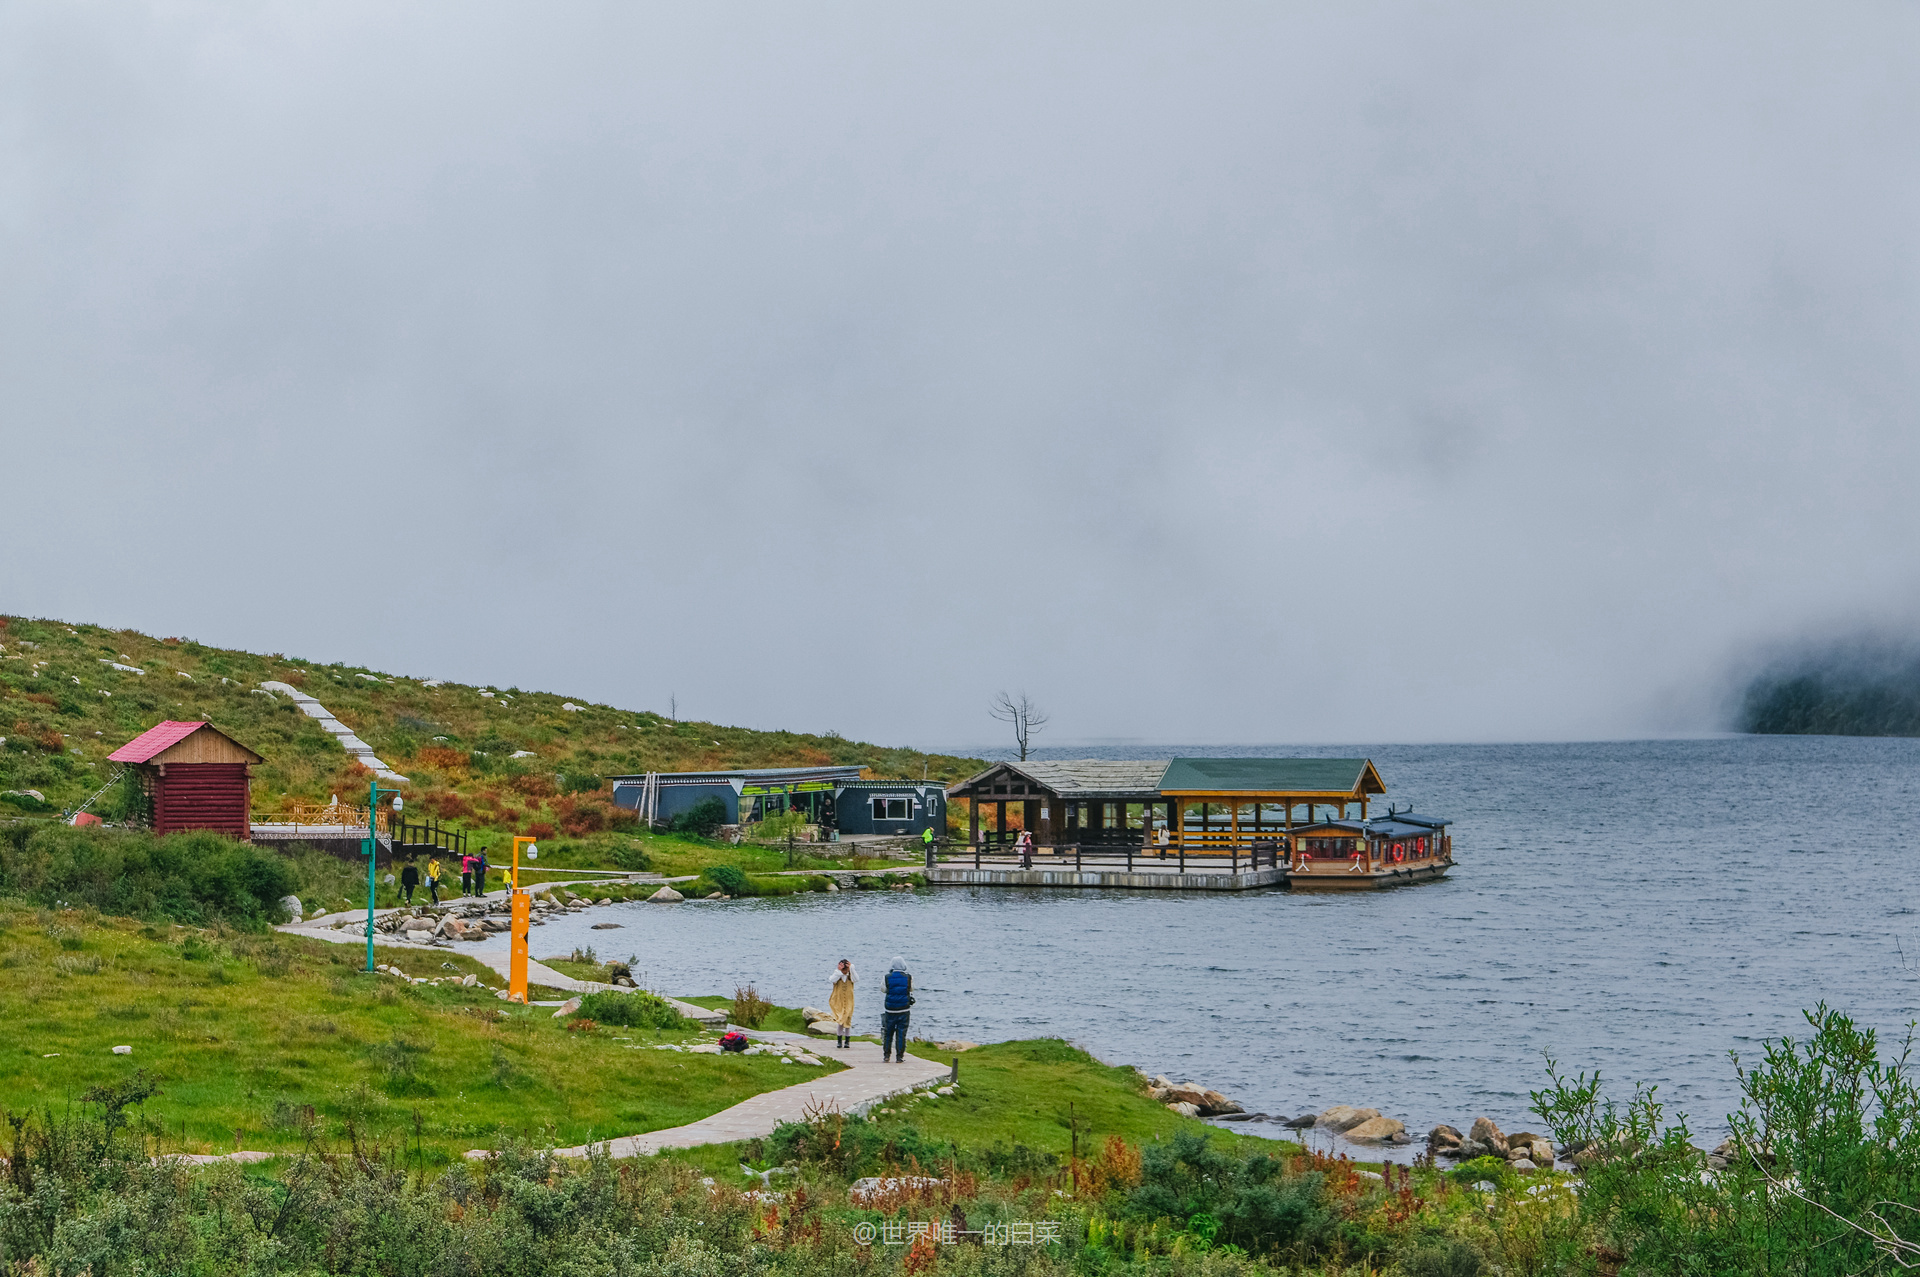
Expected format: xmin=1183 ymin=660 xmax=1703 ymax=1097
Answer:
xmin=296 ymin=886 xmax=631 ymax=946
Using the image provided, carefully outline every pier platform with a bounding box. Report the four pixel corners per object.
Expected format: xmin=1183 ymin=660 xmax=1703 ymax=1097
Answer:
xmin=927 ymin=863 xmax=1285 ymax=891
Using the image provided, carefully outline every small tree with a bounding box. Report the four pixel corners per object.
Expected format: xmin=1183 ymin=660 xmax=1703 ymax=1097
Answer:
xmin=990 ymin=691 xmax=1049 ymax=761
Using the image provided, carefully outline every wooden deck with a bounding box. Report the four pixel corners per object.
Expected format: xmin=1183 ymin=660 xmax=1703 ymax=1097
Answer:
xmin=924 ymin=847 xmax=1450 ymax=892
xmin=927 ymin=847 xmax=1284 ymax=891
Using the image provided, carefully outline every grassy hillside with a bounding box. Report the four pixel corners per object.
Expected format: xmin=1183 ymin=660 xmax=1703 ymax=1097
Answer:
xmin=0 ymin=615 xmax=983 ymax=852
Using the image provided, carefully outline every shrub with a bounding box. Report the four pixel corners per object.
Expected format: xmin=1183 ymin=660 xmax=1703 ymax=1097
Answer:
xmin=1533 ymin=1004 xmax=1920 ymax=1275
xmin=731 ymin=982 xmax=772 ymax=1028
xmin=703 ymin=864 xmax=749 ymax=897
xmin=574 ymin=990 xmax=686 ymax=1030
xmin=1125 ymin=1130 xmax=1333 ymax=1255
xmin=1403 ymin=1239 xmax=1487 ymax=1277
xmin=0 ymin=825 xmax=295 ymax=928
xmin=612 ymin=842 xmax=652 ymax=872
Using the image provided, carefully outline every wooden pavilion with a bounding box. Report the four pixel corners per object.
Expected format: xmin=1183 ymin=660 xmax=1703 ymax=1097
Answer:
xmin=936 ymin=756 xmax=1449 ymax=891
xmin=1155 ymin=757 xmax=1386 ymax=856
xmin=947 ymin=757 xmax=1387 ymax=853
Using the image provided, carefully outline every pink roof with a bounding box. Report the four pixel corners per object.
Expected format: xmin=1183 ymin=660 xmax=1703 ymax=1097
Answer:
xmin=108 ymin=720 xmax=208 ymax=763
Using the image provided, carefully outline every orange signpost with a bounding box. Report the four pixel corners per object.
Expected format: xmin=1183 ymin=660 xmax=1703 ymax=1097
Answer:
xmin=507 ymin=835 xmax=538 ymax=1004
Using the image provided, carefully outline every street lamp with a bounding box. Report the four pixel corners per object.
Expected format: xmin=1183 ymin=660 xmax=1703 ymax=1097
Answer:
xmin=362 ymin=780 xmax=404 ymax=973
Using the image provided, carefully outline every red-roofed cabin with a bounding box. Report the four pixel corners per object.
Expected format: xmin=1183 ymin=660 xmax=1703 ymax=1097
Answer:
xmin=107 ymin=721 xmax=263 ymax=840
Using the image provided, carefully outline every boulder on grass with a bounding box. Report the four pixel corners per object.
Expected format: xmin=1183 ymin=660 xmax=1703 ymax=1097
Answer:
xmin=808 ymin=1019 xmax=842 ymax=1035
xmin=1166 ymin=1101 xmax=1201 ymax=1118
xmin=647 ymin=886 xmax=684 ymax=903
xmin=551 ymin=997 xmax=582 ymax=1019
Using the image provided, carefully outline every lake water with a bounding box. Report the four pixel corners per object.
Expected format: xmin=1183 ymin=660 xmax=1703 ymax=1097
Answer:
xmin=484 ymin=737 xmax=1920 ymax=1149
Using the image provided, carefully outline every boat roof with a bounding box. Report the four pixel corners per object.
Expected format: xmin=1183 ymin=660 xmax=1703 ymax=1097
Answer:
xmin=1290 ymin=815 xmax=1451 ymax=836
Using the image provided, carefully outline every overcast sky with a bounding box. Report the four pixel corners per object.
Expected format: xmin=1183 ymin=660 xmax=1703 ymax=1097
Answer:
xmin=4 ymin=3 xmax=1917 ymax=750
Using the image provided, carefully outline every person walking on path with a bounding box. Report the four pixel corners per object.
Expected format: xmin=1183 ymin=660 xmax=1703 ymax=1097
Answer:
xmin=477 ymin=849 xmax=490 ymax=895
xmin=426 ymin=856 xmax=442 ymax=905
xmin=1015 ymin=829 xmax=1034 ymax=868
xmin=829 ymin=959 xmax=857 ymax=1049
xmin=400 ymin=860 xmax=419 ymax=905
xmin=881 ymin=956 xmax=914 ymax=1063
xmin=460 ymin=853 xmax=476 ymax=897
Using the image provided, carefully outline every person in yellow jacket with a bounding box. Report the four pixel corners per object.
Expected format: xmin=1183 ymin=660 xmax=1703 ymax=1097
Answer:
xmin=426 ymin=857 xmax=442 ymax=905
xmin=828 ymin=959 xmax=857 ymax=1049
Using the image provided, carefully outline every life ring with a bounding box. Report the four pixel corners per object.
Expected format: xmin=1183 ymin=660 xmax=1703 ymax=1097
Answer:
xmin=1392 ymin=844 xmax=1405 ymax=863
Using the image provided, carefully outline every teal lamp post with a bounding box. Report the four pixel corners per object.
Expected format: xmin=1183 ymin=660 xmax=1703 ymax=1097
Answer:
xmin=363 ymin=781 xmax=404 ymax=973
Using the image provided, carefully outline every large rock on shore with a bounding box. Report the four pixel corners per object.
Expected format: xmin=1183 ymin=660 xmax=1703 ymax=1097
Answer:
xmin=1467 ymin=1116 xmax=1509 ymax=1157
xmin=648 ymin=886 xmax=684 ymax=903
xmin=1344 ymin=1116 xmax=1408 ymax=1143
xmin=1166 ymin=1101 xmax=1200 ymax=1118
xmin=1158 ymin=1083 xmax=1244 ymax=1116
xmin=1317 ymin=1106 xmax=1382 ymax=1133
xmin=1428 ymin=1124 xmax=1465 ymax=1156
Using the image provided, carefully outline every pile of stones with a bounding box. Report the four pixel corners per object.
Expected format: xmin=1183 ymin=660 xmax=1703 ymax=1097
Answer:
xmin=1314 ymin=1106 xmax=1412 ymax=1144
xmin=1147 ymin=1075 xmax=1245 ymax=1118
xmin=327 ymin=888 xmax=623 ymax=945
xmin=1427 ymin=1117 xmax=1556 ymax=1169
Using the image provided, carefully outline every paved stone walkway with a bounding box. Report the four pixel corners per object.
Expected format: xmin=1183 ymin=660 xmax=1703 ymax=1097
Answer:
xmin=535 ymin=1035 xmax=953 ymax=1161
xmin=279 ymin=883 xmax=957 ymax=1160
xmin=256 ymin=681 xmax=407 ymax=780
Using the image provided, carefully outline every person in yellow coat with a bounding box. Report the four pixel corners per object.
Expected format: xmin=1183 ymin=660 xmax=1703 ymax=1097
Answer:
xmin=829 ymin=958 xmax=857 ymax=1049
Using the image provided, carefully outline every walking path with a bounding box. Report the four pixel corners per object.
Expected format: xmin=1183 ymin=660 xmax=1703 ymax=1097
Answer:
xmin=530 ymin=1035 xmax=953 ymax=1161
xmin=276 ymin=879 xmax=960 ymax=1161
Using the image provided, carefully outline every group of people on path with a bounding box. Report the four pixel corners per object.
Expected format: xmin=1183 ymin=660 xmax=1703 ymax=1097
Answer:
xmin=393 ymin=849 xmax=495 ymax=906
xmin=826 ymin=956 xmax=918 ymax=1062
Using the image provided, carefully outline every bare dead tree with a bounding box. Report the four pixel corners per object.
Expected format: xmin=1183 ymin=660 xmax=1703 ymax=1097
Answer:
xmin=990 ymin=691 xmax=1049 ymax=761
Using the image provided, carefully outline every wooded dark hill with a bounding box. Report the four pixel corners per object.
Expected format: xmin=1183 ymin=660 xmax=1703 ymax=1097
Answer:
xmin=1738 ymin=637 xmax=1920 ymax=736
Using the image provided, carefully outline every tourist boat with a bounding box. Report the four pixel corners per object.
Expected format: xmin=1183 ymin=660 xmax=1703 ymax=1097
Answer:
xmin=1284 ymin=809 xmax=1453 ymax=891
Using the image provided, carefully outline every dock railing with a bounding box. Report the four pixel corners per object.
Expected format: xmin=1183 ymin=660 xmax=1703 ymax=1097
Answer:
xmin=250 ymin=800 xmax=390 ymax=833
xmin=932 ymin=836 xmax=1285 ymax=875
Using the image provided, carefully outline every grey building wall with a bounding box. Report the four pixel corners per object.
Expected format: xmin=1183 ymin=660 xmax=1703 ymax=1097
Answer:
xmin=836 ymin=783 xmax=944 ymax=837
xmin=611 ymin=781 xmax=740 ymax=824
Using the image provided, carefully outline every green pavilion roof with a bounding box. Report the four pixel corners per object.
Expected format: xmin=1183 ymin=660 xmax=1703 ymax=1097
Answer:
xmin=1158 ymin=757 xmax=1385 ymax=796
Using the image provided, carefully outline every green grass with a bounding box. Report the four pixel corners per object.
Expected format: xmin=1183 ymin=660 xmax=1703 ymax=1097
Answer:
xmin=0 ymin=905 xmax=841 ymax=1162
xmin=880 ymin=1037 xmax=1297 ymax=1159
xmin=679 ymin=994 xmax=819 ymax=1035
xmin=541 ymin=957 xmax=613 ymax=982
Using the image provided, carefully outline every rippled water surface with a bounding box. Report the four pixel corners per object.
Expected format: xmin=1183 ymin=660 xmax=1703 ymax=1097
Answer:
xmin=493 ymin=738 xmax=1920 ymax=1143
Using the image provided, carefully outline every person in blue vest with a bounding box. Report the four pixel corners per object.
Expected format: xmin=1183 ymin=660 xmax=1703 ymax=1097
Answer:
xmin=881 ymin=956 xmax=915 ymax=1063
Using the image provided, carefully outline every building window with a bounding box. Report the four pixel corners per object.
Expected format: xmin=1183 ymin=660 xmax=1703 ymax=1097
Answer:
xmin=872 ymin=797 xmax=911 ymax=821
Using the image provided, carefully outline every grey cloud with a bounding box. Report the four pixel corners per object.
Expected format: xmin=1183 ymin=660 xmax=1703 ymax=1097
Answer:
xmin=2 ymin=2 xmax=1916 ymax=747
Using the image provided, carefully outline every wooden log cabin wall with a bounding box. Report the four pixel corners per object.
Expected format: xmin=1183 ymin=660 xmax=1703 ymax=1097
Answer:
xmin=106 ymin=720 xmax=265 ymax=840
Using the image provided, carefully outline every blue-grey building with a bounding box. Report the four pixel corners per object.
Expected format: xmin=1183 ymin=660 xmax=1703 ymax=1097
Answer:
xmin=608 ymin=765 xmax=946 ymax=837
xmin=609 ymin=765 xmax=863 ymax=827
xmin=831 ymin=780 xmax=946 ymax=838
